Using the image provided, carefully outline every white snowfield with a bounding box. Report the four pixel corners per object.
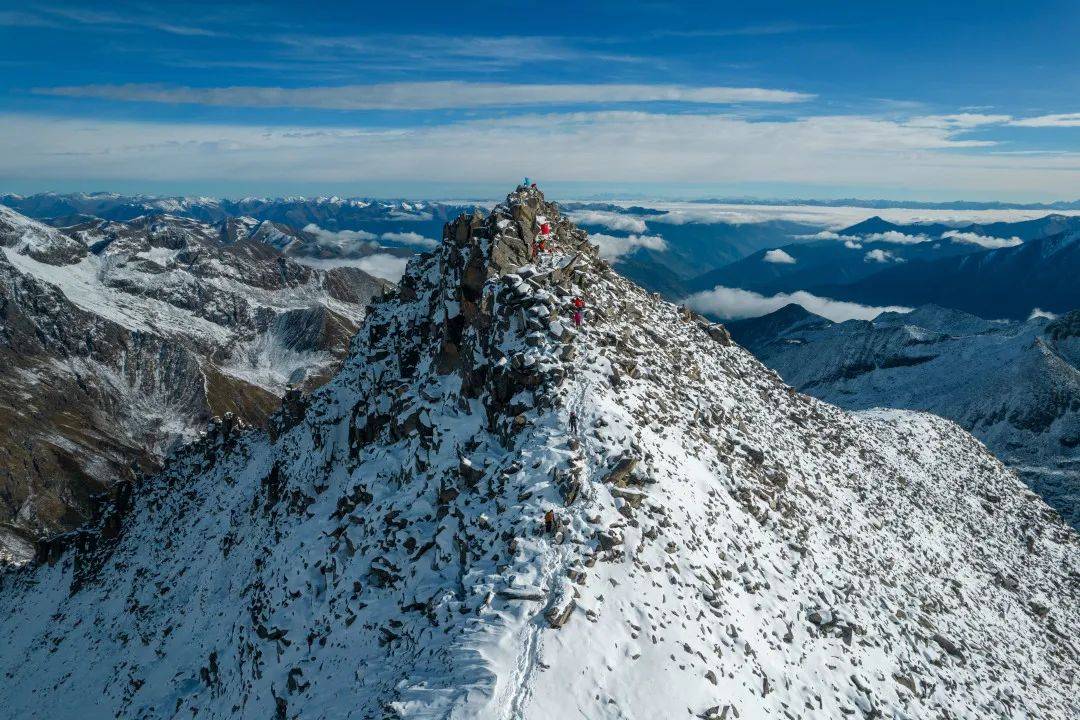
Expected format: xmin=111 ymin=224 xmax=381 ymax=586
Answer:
xmin=0 ymin=187 xmax=1077 ymax=719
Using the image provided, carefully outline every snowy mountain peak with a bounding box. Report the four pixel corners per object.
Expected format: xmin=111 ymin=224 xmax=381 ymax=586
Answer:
xmin=0 ymin=204 xmax=87 ymax=265
xmin=1 ymin=186 xmax=1077 ymax=719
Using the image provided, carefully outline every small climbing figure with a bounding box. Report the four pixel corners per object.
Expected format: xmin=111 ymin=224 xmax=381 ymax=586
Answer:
xmin=544 ymin=509 xmax=556 ymax=533
xmin=540 ymin=221 xmax=551 ymax=235
xmin=569 ymin=410 xmax=578 ymax=434
xmin=523 ymin=176 xmax=530 ymax=186
xmin=571 ymin=296 xmax=585 ymax=327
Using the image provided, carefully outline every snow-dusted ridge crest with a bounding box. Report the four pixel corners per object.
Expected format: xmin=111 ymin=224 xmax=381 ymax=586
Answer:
xmin=1 ymin=186 xmax=1077 ymax=719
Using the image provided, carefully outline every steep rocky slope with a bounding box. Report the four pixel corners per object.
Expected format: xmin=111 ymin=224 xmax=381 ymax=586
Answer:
xmin=728 ymin=304 xmax=1080 ymax=528
xmin=0 ymin=206 xmax=388 ymax=563
xmin=1 ymin=187 xmax=1076 ymax=719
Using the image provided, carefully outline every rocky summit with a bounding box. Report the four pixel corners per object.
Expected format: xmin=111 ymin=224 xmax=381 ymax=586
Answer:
xmin=0 ymin=186 xmax=1077 ymax=719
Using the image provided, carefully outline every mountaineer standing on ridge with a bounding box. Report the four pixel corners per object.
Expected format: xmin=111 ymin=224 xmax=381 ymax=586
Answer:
xmin=572 ymin=296 xmax=585 ymax=327
xmin=569 ymin=410 xmax=578 ymax=435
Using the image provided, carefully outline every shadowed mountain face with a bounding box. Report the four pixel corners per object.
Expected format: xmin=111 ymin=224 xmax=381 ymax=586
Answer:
xmin=813 ymin=230 xmax=1080 ymax=319
xmin=688 ymin=214 xmax=1080 ymax=320
xmin=0 ymin=187 xmax=1076 ymax=719
xmin=729 ymin=304 xmax=1080 ymax=528
xmin=0 ymin=206 xmax=389 ymax=563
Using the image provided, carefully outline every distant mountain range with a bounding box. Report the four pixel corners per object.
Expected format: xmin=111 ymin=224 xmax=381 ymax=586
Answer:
xmin=19 ymin=194 xmax=1080 ymax=320
xmin=0 ymin=192 xmax=478 ymax=260
xmin=814 ymin=224 xmax=1080 ymax=320
xmin=728 ymin=303 xmax=1080 ymax=528
xmin=683 ymin=197 xmax=1080 ymax=210
xmin=3 ymin=193 xmax=833 ymax=298
xmin=690 ymin=214 xmax=1080 ymax=320
xmin=0 ymin=204 xmax=388 ymax=562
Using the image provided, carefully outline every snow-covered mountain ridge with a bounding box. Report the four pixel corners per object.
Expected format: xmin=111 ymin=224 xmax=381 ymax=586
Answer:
xmin=0 ymin=205 xmax=388 ymax=563
xmin=726 ymin=304 xmax=1080 ymax=529
xmin=1 ymin=187 xmax=1077 ymax=719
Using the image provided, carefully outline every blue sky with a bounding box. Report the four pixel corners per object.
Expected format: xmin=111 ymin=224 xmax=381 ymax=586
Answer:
xmin=1 ymin=0 xmax=1079 ymax=200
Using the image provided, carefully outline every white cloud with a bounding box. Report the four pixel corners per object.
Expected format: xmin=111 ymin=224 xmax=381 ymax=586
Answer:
xmin=294 ymin=253 xmax=409 ymax=282
xmin=1028 ymin=308 xmax=1059 ymax=320
xmin=1009 ymin=113 xmax=1080 ymax=128
xmin=684 ymin=285 xmax=911 ymax=322
xmin=800 ymin=229 xmax=928 ymax=246
xmin=941 ymin=230 xmax=1023 ymax=248
xmin=35 ymin=82 xmax=814 ymax=110
xmin=6 ymin=7 xmax=220 ymax=36
xmin=655 ymin=208 xmax=769 ymax=225
xmin=862 ymin=231 xmax=930 ymax=245
xmin=864 ymin=248 xmax=897 ymax=263
xmin=352 ymin=254 xmax=411 ymax=282
xmin=798 ymin=230 xmax=845 ymax=240
xmin=302 ymin=224 xmax=379 ymax=253
xmin=908 ymin=114 xmax=1012 ymax=129
xmin=588 ymin=233 xmax=667 ymax=260
xmin=6 ymin=111 xmax=1080 ymax=198
xmin=796 ymin=230 xmax=866 ymax=247
xmin=763 ymin=248 xmax=797 ymax=264
xmin=568 ymin=210 xmax=648 ymax=233
xmin=626 ymin=201 xmax=1080 ymax=229
xmin=380 ymin=231 xmax=438 ymax=248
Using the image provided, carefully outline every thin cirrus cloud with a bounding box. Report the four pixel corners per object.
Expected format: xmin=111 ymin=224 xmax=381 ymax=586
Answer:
xmin=270 ymin=33 xmax=646 ymax=69
xmin=32 ymin=82 xmax=816 ymax=110
xmin=1009 ymin=113 xmax=1080 ymax=128
xmin=683 ymin=285 xmax=911 ymax=323
xmin=1 ymin=5 xmax=221 ymax=37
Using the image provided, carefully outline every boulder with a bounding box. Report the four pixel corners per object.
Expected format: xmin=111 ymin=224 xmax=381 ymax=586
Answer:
xmin=603 ymin=456 xmax=639 ymax=487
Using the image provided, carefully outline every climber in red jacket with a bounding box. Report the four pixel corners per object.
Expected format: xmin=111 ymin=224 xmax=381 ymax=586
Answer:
xmin=571 ymin=296 xmax=585 ymax=327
